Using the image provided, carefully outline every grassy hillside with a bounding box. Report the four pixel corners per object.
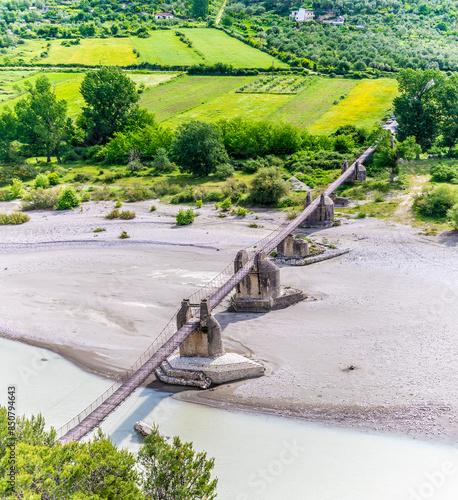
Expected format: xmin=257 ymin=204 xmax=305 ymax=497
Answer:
xmin=4 ymin=30 xmax=287 ymax=69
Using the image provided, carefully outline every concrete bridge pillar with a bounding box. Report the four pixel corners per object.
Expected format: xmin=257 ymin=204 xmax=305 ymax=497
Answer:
xmin=302 ymin=193 xmax=334 ymax=228
xmin=277 ymin=235 xmax=309 ymax=259
xmin=179 ymin=299 xmax=225 ymax=358
xmin=344 ymin=160 xmax=366 ymax=183
xmin=232 ymin=251 xmax=305 ymax=312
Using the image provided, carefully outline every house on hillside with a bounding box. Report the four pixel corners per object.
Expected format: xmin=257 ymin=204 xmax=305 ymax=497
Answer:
xmin=154 ymin=12 xmax=174 ymax=19
xmin=290 ymin=8 xmax=314 ymax=22
xmin=323 ymin=16 xmax=345 ymax=26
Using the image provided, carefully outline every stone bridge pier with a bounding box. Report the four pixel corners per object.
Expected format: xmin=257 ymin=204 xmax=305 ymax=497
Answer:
xmin=231 ymin=250 xmax=305 ymax=312
xmin=302 ymin=192 xmax=335 ymax=228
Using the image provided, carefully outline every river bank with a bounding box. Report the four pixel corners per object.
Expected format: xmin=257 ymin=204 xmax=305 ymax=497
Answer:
xmin=0 ymin=199 xmax=457 ymax=442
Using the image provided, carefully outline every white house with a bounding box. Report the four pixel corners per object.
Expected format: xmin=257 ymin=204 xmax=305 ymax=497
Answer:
xmin=154 ymin=12 xmax=174 ymax=19
xmin=290 ymin=8 xmax=314 ymax=22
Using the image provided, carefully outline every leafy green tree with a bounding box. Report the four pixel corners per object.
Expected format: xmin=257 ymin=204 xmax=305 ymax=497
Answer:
xmin=171 ymin=121 xmax=229 ymax=176
xmin=0 ymin=108 xmax=18 ymax=162
xmin=137 ymin=425 xmax=217 ymax=499
xmin=15 ymin=75 xmax=70 ymax=164
xmin=0 ymin=408 xmax=144 ymax=499
xmin=393 ymin=69 xmax=444 ymax=152
xmin=414 ymin=185 xmax=458 ymax=218
xmin=436 ymin=74 xmax=458 ymax=153
xmin=249 ymin=166 xmax=290 ymax=205
xmin=56 ymin=186 xmax=80 ymax=210
xmin=373 ymin=130 xmax=421 ymax=182
xmin=191 ymin=0 xmax=209 ymax=18
xmin=447 ymin=203 xmax=458 ymax=230
xmin=80 ymin=67 xmax=139 ymax=145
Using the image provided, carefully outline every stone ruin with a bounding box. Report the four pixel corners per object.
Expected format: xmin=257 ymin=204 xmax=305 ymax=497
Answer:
xmin=156 ymin=297 xmax=264 ymax=388
xmin=276 ymin=235 xmax=309 ymax=259
xmin=302 ymin=192 xmax=335 ymax=228
xmin=231 ymin=250 xmax=305 ymax=313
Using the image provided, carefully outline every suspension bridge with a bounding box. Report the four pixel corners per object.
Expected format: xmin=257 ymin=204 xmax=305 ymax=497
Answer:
xmin=57 ymin=145 xmax=375 ymax=444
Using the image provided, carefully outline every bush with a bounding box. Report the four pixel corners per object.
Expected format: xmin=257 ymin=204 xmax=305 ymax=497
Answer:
xmin=176 ymin=208 xmax=196 ymax=225
xmin=430 ymin=163 xmax=458 ymax=183
xmin=150 ymin=205 xmax=157 ymax=211
xmin=219 ymin=197 xmax=232 ymax=211
xmin=47 ymin=172 xmax=60 ymax=186
xmin=21 ymin=188 xmax=60 ymax=211
xmin=81 ymin=192 xmax=91 ymax=202
xmin=414 ymin=185 xmax=458 ymax=218
xmin=73 ymin=172 xmax=94 ymax=183
xmin=214 ymin=163 xmax=234 ymax=179
xmin=34 ymin=173 xmax=50 ymax=189
xmin=249 ymin=167 xmax=290 ymax=205
xmin=153 ymin=180 xmax=181 ymax=197
xmin=56 ymin=187 xmax=80 ymax=210
xmin=196 ymin=199 xmax=203 ymax=208
xmin=106 ymin=209 xmax=120 ymax=219
xmin=120 ymin=210 xmax=136 ymax=219
xmin=236 ymin=206 xmax=248 ymax=216
xmin=153 ymin=147 xmax=175 ymax=173
xmin=121 ymin=186 xmax=154 ymax=202
xmin=205 ymin=190 xmax=223 ymax=202
xmin=0 ymin=212 xmax=30 ymax=225
xmin=119 ymin=230 xmax=130 ymax=239
xmin=8 ymin=179 xmax=24 ymax=199
xmin=448 ymin=203 xmax=458 ymax=229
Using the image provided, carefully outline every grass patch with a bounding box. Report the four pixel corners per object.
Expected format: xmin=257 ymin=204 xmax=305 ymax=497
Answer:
xmin=140 ymin=75 xmax=256 ymax=122
xmin=309 ymin=79 xmax=399 ymax=134
xmin=338 ymin=200 xmax=400 ymax=218
xmin=0 ymin=212 xmax=30 ymax=224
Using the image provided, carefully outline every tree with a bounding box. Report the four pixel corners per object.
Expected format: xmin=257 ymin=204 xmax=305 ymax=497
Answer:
xmin=0 ymin=408 xmax=144 ymax=499
xmin=171 ymin=121 xmax=229 ymax=176
xmin=0 ymin=108 xmax=18 ymax=162
xmin=436 ymin=74 xmax=458 ymax=153
xmin=447 ymin=203 xmax=458 ymax=230
xmin=191 ymin=0 xmax=209 ymax=18
xmin=15 ymin=75 xmax=69 ymax=163
xmin=393 ymin=69 xmax=444 ymax=152
xmin=137 ymin=425 xmax=217 ymax=499
xmin=249 ymin=166 xmax=290 ymax=205
xmin=372 ymin=130 xmax=421 ymax=182
xmin=80 ymin=66 xmax=139 ymax=145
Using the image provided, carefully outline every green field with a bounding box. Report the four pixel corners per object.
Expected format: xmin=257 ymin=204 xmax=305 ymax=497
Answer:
xmin=139 ymin=75 xmax=257 ymax=122
xmin=141 ymin=75 xmax=398 ymax=132
xmin=4 ymin=29 xmax=286 ymax=69
xmin=269 ymin=78 xmax=359 ymax=127
xmin=0 ymin=70 xmax=398 ymax=132
xmin=0 ymin=70 xmax=178 ymax=117
xmin=309 ymin=79 xmax=399 ymax=133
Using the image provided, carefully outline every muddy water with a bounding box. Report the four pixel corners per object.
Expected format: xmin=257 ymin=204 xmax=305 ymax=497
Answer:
xmin=1 ymin=338 xmax=457 ymax=500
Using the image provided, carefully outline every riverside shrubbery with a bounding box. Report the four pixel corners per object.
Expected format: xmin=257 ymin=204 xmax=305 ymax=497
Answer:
xmin=175 ymin=208 xmax=196 ymax=225
xmin=0 ymin=212 xmax=30 ymax=224
xmin=21 ymin=188 xmax=60 ymax=211
xmin=414 ymin=185 xmax=458 ymax=218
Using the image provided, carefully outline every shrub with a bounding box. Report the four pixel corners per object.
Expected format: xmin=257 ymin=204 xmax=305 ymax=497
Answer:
xmin=106 ymin=209 xmax=120 ymax=219
xmin=91 ymin=187 xmax=117 ymax=201
xmin=73 ymin=172 xmax=94 ymax=183
xmin=205 ymin=190 xmax=223 ymax=202
xmin=176 ymin=208 xmax=196 ymax=225
xmin=56 ymin=187 xmax=80 ymax=210
xmin=34 ymin=173 xmax=50 ymax=189
xmin=448 ymin=203 xmax=458 ymax=229
xmin=214 ymin=163 xmax=235 ymax=179
xmin=249 ymin=167 xmax=290 ymax=205
xmin=430 ymin=163 xmax=458 ymax=183
xmin=81 ymin=192 xmax=91 ymax=202
xmin=236 ymin=206 xmax=248 ymax=216
xmin=196 ymin=199 xmax=203 ymax=208
xmin=356 ymin=212 xmax=367 ymax=219
xmin=219 ymin=197 xmax=232 ymax=211
xmin=0 ymin=212 xmax=30 ymax=225
xmin=121 ymin=186 xmax=154 ymax=202
xmin=8 ymin=179 xmax=24 ymax=199
xmin=21 ymin=188 xmax=60 ymax=211
xmin=150 ymin=205 xmax=157 ymax=211
xmin=153 ymin=180 xmax=181 ymax=197
xmin=115 ymin=198 xmax=123 ymax=208
xmin=47 ymin=172 xmax=60 ymax=186
xmin=153 ymin=147 xmax=175 ymax=173
xmin=119 ymin=230 xmax=130 ymax=239
xmin=120 ymin=210 xmax=136 ymax=219
xmin=414 ymin=185 xmax=458 ymax=218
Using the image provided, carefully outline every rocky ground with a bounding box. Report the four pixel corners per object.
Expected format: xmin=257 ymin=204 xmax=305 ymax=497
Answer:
xmin=1 ymin=199 xmax=457 ymax=442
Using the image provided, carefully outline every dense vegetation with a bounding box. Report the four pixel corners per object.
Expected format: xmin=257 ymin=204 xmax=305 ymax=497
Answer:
xmin=0 ymin=407 xmax=217 ymax=499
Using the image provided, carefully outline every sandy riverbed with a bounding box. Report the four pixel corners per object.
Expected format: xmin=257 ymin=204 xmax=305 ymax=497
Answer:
xmin=0 ymin=199 xmax=457 ymax=441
